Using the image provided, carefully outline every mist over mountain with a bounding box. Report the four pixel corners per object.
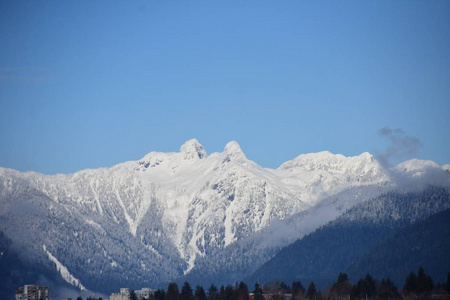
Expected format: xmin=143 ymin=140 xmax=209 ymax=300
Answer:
xmin=246 ymin=187 xmax=450 ymax=288
xmin=0 ymin=140 xmax=449 ymax=295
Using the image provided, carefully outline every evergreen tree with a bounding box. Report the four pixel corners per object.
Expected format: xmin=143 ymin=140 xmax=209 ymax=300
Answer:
xmin=181 ymin=282 xmax=194 ymax=300
xmin=330 ymin=272 xmax=353 ymax=299
xmin=337 ymin=272 xmax=349 ymax=284
xmin=364 ymin=274 xmax=377 ymax=297
xmin=416 ymin=266 xmax=434 ymax=294
xmin=208 ymin=284 xmax=218 ymax=300
xmin=167 ymin=282 xmax=180 ymax=300
xmin=237 ymin=282 xmax=249 ymax=300
xmin=195 ymin=285 xmax=207 ymax=300
xmin=446 ymin=273 xmax=450 ymax=293
xmin=306 ymin=282 xmax=316 ymax=300
xmin=254 ymin=283 xmax=263 ymax=300
xmin=377 ymin=278 xmax=399 ymax=299
xmin=219 ymin=285 xmax=225 ymax=300
xmin=224 ymin=285 xmax=234 ymax=300
xmin=403 ymin=271 xmax=417 ymax=295
xmin=352 ymin=274 xmax=377 ymax=299
xmin=77 ymin=297 xmax=83 ymax=300
xmin=291 ymin=281 xmax=305 ymax=300
xmin=154 ymin=289 xmax=166 ymax=300
xmin=352 ymin=279 xmax=365 ymax=300
xmin=280 ymin=282 xmax=290 ymax=294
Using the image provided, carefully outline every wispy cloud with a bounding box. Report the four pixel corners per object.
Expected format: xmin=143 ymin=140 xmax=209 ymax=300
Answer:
xmin=375 ymin=127 xmax=422 ymax=167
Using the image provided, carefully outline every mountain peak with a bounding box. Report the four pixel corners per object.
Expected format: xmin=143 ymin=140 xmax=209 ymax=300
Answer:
xmin=277 ymin=151 xmax=385 ymax=178
xmin=224 ymin=141 xmax=241 ymax=152
xmin=224 ymin=141 xmax=246 ymax=160
xmin=393 ymin=159 xmax=443 ymax=176
xmin=359 ymin=152 xmax=373 ymax=159
xmin=180 ymin=139 xmax=207 ymax=160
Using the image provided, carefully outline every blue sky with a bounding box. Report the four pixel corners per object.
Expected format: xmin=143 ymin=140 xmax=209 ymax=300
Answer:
xmin=1 ymin=1 xmax=449 ymax=174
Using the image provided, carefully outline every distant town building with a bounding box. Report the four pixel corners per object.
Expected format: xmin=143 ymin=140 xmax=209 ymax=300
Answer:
xmin=135 ymin=288 xmax=155 ymax=300
xmin=110 ymin=288 xmax=131 ymax=300
xmin=110 ymin=287 xmax=155 ymax=300
xmin=15 ymin=285 xmax=49 ymax=300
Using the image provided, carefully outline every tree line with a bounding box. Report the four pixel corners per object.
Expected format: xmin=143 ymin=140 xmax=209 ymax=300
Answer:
xmin=79 ymin=266 xmax=450 ymax=300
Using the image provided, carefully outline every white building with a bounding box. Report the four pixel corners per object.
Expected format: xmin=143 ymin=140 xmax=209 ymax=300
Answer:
xmin=110 ymin=288 xmax=131 ymax=300
xmin=15 ymin=285 xmax=49 ymax=300
xmin=110 ymin=287 xmax=155 ymax=300
xmin=135 ymin=288 xmax=155 ymax=300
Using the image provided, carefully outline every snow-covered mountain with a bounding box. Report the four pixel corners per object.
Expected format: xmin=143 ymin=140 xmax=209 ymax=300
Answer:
xmin=0 ymin=139 xmax=448 ymax=293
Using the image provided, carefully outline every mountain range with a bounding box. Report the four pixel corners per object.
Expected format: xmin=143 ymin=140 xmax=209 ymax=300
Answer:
xmin=0 ymin=139 xmax=449 ymax=298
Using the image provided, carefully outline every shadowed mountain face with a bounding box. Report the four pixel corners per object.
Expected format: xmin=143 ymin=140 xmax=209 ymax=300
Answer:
xmin=347 ymin=206 xmax=450 ymax=286
xmin=0 ymin=140 xmax=449 ymax=294
xmin=247 ymin=187 xmax=450 ymax=288
xmin=0 ymin=232 xmax=92 ymax=300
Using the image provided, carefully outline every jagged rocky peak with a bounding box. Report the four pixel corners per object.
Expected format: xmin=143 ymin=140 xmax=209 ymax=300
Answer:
xmin=180 ymin=139 xmax=207 ymax=160
xmin=224 ymin=141 xmax=246 ymax=160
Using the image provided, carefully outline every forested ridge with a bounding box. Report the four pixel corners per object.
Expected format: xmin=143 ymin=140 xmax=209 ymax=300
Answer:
xmin=248 ymin=187 xmax=450 ymax=286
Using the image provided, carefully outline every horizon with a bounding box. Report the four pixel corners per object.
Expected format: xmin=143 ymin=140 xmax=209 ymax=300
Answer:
xmin=1 ymin=1 xmax=449 ymax=174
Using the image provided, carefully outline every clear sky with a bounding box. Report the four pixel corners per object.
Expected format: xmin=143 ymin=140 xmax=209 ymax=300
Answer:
xmin=1 ymin=1 xmax=449 ymax=174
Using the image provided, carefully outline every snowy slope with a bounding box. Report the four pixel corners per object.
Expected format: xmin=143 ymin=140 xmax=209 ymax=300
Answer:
xmin=0 ymin=139 xmax=448 ymax=293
